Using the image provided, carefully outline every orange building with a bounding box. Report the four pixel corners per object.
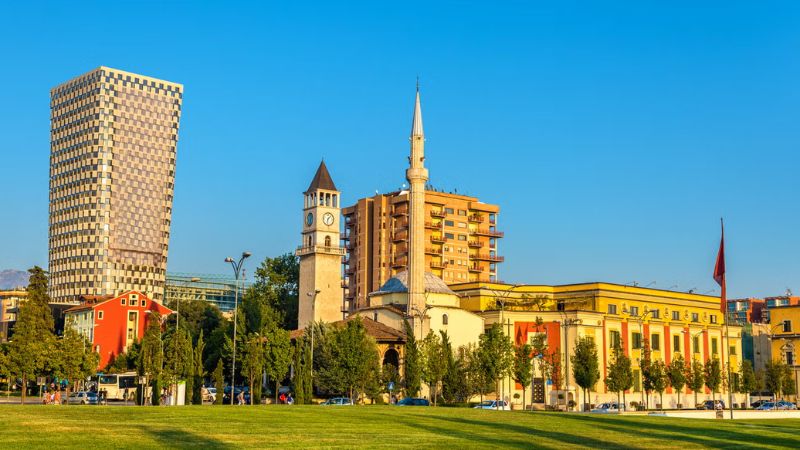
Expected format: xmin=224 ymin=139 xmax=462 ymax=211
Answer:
xmin=64 ymin=291 xmax=172 ymax=369
xmin=342 ymin=190 xmax=502 ymax=310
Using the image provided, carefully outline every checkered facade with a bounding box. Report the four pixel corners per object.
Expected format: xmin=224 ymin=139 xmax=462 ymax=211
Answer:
xmin=49 ymin=67 xmax=183 ymax=303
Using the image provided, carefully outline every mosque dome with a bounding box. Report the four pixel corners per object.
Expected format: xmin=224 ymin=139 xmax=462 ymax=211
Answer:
xmin=372 ymin=270 xmax=455 ymax=295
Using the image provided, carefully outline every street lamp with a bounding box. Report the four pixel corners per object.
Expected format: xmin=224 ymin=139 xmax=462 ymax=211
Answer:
xmin=410 ymin=304 xmax=434 ymax=338
xmin=557 ymin=312 xmax=582 ymax=410
xmin=623 ymin=307 xmax=654 ymax=409
xmin=225 ymin=251 xmax=251 ymax=405
xmin=176 ymin=277 xmax=200 ymax=331
xmin=306 ymin=289 xmax=321 ymax=375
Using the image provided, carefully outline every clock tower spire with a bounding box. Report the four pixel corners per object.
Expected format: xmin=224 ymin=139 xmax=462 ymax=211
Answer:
xmin=297 ymin=160 xmax=345 ymax=328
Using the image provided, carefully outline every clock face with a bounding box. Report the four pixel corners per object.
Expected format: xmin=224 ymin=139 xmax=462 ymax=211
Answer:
xmin=306 ymin=212 xmax=314 ymax=227
xmin=323 ymin=212 xmax=335 ymax=226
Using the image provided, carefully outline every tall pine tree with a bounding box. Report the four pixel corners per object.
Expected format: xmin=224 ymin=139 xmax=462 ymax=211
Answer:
xmin=8 ymin=267 xmax=55 ymax=403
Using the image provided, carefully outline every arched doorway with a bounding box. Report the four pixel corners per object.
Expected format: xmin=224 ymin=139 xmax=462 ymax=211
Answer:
xmin=383 ymin=348 xmax=399 ymax=369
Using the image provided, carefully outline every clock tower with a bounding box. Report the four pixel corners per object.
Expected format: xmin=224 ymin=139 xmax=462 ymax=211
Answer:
xmin=297 ymin=160 xmax=345 ymax=328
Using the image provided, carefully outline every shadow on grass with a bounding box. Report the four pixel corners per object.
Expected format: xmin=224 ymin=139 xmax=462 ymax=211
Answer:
xmin=413 ymin=412 xmax=638 ymax=449
xmin=390 ymin=414 xmax=538 ymax=449
xmin=139 ymin=426 xmax=233 ymax=449
xmin=557 ymin=414 xmax=800 ymax=449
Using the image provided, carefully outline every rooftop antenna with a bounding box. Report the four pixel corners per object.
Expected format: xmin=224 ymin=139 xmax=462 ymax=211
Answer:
xmin=668 ymin=285 xmax=678 ymax=290
xmin=644 ymin=281 xmax=656 ymax=288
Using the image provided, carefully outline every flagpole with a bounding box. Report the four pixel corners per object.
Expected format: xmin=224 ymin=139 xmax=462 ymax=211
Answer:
xmin=720 ymin=218 xmax=734 ymax=420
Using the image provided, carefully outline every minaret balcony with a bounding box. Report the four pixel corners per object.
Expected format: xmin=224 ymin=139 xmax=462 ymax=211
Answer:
xmin=296 ymin=245 xmax=346 ymax=257
xmin=473 ymin=229 xmax=504 ymax=238
xmin=430 ymin=210 xmax=447 ymax=218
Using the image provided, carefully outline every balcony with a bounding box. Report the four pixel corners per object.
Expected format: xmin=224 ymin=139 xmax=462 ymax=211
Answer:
xmin=468 ymin=264 xmax=483 ymax=273
xmin=430 ymin=235 xmax=447 ymax=244
xmin=468 ymin=214 xmax=484 ymax=223
xmin=472 ymin=253 xmax=505 ymax=262
xmin=473 ymin=228 xmax=504 ymax=238
xmin=392 ymin=231 xmax=408 ymax=242
xmin=425 ymin=221 xmax=442 ymax=229
xmin=391 ymin=208 xmax=408 ymax=217
xmin=342 ymin=256 xmax=350 ymax=265
xmin=467 ymin=240 xmax=483 ymax=248
xmin=392 ymin=258 xmax=407 ymax=269
xmin=395 ymin=220 xmax=409 ymax=230
xmin=296 ymin=245 xmax=346 ymax=257
xmin=425 ymin=247 xmax=441 ymax=255
xmin=430 ymin=260 xmax=448 ymax=270
xmin=430 ymin=210 xmax=447 ymax=218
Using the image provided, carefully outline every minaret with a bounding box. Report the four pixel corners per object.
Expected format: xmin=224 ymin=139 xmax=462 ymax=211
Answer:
xmin=406 ymin=84 xmax=428 ymax=326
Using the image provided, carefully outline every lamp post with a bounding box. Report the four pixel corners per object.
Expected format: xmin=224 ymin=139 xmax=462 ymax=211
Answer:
xmin=411 ymin=304 xmax=434 ymax=339
xmin=624 ymin=308 xmax=654 ymax=409
xmin=224 ymin=251 xmax=251 ymax=405
xmin=306 ymin=289 xmax=321 ymax=376
xmin=558 ymin=312 xmax=582 ymax=410
xmin=176 ymin=277 xmax=200 ymax=331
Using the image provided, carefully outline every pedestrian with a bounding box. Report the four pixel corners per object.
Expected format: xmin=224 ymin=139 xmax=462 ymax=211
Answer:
xmin=287 ymin=393 xmax=294 ymax=405
xmin=237 ymin=390 xmax=245 ymax=405
xmin=54 ymin=389 xmax=62 ymax=405
xmin=42 ymin=390 xmax=49 ymax=405
xmin=279 ymin=392 xmax=286 ymax=404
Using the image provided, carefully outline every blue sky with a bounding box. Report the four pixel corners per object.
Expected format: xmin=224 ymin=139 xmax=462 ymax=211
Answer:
xmin=1 ymin=1 xmax=798 ymax=298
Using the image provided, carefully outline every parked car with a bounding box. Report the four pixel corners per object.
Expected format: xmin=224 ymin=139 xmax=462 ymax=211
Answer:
xmin=320 ymin=397 xmax=353 ymax=406
xmin=756 ymin=401 xmax=797 ymax=411
xmin=697 ymin=400 xmax=725 ymax=410
xmin=777 ymin=401 xmax=797 ymax=410
xmin=66 ymin=391 xmax=98 ymax=405
xmin=222 ymin=386 xmax=251 ymax=404
xmin=750 ymin=399 xmax=770 ymax=409
xmin=202 ymin=387 xmax=217 ymax=403
xmin=473 ymin=400 xmax=509 ymax=410
xmin=396 ymin=397 xmax=430 ymax=406
xmin=591 ymin=402 xmax=622 ymax=413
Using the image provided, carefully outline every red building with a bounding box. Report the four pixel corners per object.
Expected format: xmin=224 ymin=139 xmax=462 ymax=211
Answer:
xmin=64 ymin=291 xmax=173 ymax=369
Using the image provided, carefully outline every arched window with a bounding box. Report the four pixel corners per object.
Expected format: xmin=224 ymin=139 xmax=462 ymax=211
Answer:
xmin=442 ymin=314 xmax=449 ymax=325
xmin=324 ymin=236 xmax=331 ymax=247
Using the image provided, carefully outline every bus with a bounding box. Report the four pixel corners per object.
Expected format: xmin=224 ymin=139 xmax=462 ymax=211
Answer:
xmin=97 ymin=372 xmax=138 ymax=401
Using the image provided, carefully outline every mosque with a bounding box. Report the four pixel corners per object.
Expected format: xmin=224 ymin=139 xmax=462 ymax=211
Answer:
xmin=295 ymin=87 xmax=744 ymax=409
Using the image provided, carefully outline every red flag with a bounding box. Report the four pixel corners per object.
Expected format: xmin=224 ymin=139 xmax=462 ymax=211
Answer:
xmin=713 ymin=220 xmax=726 ymax=313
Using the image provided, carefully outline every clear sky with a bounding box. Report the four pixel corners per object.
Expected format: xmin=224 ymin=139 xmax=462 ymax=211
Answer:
xmin=1 ymin=1 xmax=798 ymax=298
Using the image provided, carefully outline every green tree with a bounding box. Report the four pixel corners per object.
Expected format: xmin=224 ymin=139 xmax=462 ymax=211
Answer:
xmin=649 ymin=360 xmax=668 ymax=410
xmin=781 ymin=362 xmax=797 ymax=397
xmin=529 ymin=318 xmax=550 ymax=400
xmin=192 ymin=331 xmax=206 ymax=405
xmin=241 ymin=333 xmax=265 ymax=405
xmin=421 ymin=331 xmax=446 ymax=405
xmin=402 ymin=320 xmax=421 ymax=396
xmin=639 ymin=340 xmax=654 ymax=409
xmin=571 ymin=336 xmax=600 ymax=411
xmin=513 ymin=343 xmax=533 ymax=410
xmin=138 ymin=313 xmax=164 ymax=406
xmin=604 ymin=341 xmax=633 ymax=410
xmin=7 ymin=267 xmax=56 ymax=403
xmin=739 ymin=360 xmax=756 ymax=408
xmin=454 ymin=344 xmax=483 ymax=403
xmin=292 ymin=336 xmax=310 ymax=405
xmin=263 ymin=327 xmax=293 ymax=404
xmin=54 ymin=328 xmax=97 ymax=403
xmin=666 ymin=354 xmax=687 ymax=408
xmin=686 ymin=358 xmax=705 ymax=407
xmin=212 ymin=358 xmax=225 ymax=405
xmin=477 ymin=323 xmax=514 ymax=408
xmin=704 ymin=357 xmax=722 ymax=404
xmin=250 ymin=254 xmax=300 ymax=330
xmin=317 ymin=318 xmax=379 ymax=401
xmin=439 ymin=331 xmax=459 ymax=404
xmin=163 ymin=328 xmax=193 ymax=405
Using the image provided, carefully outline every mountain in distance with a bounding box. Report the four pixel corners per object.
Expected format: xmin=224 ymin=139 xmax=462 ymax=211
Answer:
xmin=0 ymin=269 xmax=29 ymax=289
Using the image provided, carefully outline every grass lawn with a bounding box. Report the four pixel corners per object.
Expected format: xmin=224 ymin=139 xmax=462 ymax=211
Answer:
xmin=1 ymin=405 xmax=799 ymax=449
